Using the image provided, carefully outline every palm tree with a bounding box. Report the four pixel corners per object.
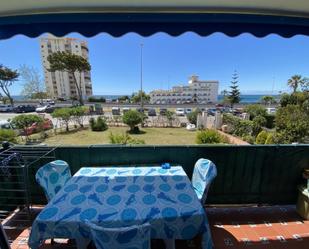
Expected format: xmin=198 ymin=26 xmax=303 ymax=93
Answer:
xmin=287 ymin=75 xmax=306 ymax=93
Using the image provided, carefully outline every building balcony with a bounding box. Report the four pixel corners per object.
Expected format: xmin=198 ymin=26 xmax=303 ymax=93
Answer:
xmin=1 ymin=145 xmax=308 ymax=249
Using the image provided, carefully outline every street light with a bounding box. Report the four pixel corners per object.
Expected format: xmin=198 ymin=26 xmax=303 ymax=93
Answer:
xmin=140 ymin=43 xmax=143 ymax=109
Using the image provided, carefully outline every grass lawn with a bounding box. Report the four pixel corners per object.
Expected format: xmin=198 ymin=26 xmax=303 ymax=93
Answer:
xmin=43 ymin=127 xmax=197 ymax=145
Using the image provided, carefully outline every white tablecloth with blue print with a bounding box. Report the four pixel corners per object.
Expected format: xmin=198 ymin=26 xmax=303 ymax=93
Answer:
xmin=28 ymin=166 xmax=213 ymax=249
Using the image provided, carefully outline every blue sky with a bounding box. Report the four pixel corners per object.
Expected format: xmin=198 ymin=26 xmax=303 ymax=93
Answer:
xmin=1 ymin=32 xmax=309 ymax=95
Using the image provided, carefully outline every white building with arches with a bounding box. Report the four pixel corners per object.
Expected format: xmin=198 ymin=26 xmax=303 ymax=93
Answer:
xmin=149 ymin=75 xmax=219 ymax=104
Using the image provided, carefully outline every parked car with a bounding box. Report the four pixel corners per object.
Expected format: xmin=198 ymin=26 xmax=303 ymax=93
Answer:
xmin=35 ymin=105 xmax=50 ymax=113
xmin=0 ymin=120 xmax=14 ymax=130
xmin=136 ymin=108 xmax=145 ymax=113
xmin=14 ymin=105 xmax=36 ymax=113
xmin=148 ymin=109 xmax=156 ymax=116
xmin=112 ymin=107 xmax=120 ymax=115
xmin=207 ymin=108 xmax=216 ymax=116
xmin=122 ymin=107 xmax=130 ymax=114
xmin=24 ymin=118 xmax=53 ymax=135
xmin=0 ymin=104 xmax=13 ymax=112
xmin=159 ymin=108 xmax=167 ymax=115
xmin=185 ymin=108 xmax=192 ymax=114
xmin=176 ymin=108 xmax=185 ymax=116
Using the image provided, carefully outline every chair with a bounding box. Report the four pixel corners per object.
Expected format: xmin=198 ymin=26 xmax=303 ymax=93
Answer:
xmin=192 ymin=158 xmax=217 ymax=204
xmin=86 ymin=221 xmax=151 ymax=249
xmin=35 ymin=160 xmax=71 ymax=202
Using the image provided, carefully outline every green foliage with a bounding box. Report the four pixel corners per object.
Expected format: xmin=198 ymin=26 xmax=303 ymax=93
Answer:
xmin=11 ymin=114 xmax=44 ymax=138
xmin=287 ymin=75 xmax=308 ymax=93
xmin=51 ymin=108 xmax=72 ymax=131
xmin=265 ymin=133 xmax=275 ymax=144
xmin=47 ymin=51 xmax=91 ymax=105
xmin=275 ymin=104 xmax=309 ymax=143
xmin=70 ymin=106 xmax=87 ymax=127
xmin=234 ymin=120 xmax=253 ymax=137
xmin=90 ymin=116 xmax=108 ymax=131
xmin=196 ymin=129 xmax=227 ymax=144
xmin=109 ymin=132 xmax=145 ymax=145
xmin=252 ymin=115 xmax=267 ymax=136
xmin=186 ymin=109 xmax=201 ymax=125
xmin=122 ymin=110 xmax=143 ymax=132
xmin=228 ymin=71 xmax=241 ymax=107
xmin=88 ymin=96 xmax=106 ymax=103
xmin=117 ymin=95 xmax=130 ymax=103
xmin=165 ymin=110 xmax=175 ymax=127
xmin=255 ymin=130 xmax=269 ymax=144
xmin=280 ymin=92 xmax=309 ymax=107
xmin=131 ymin=91 xmax=150 ymax=104
xmin=244 ymin=104 xmax=267 ymax=120
xmin=0 ymin=64 xmax=19 ymax=106
xmin=265 ymin=114 xmax=275 ymax=129
xmin=242 ymin=135 xmax=255 ymax=144
xmin=0 ymin=129 xmax=17 ymax=143
xmin=260 ymin=95 xmax=276 ymax=105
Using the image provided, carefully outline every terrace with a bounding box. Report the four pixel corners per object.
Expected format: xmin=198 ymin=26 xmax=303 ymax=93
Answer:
xmin=1 ymin=1 xmax=309 ymax=249
xmin=1 ymin=145 xmax=309 ymax=249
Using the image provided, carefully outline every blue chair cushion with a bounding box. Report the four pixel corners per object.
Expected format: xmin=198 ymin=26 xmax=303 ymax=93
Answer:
xmin=86 ymin=221 xmax=151 ymax=249
xmin=35 ymin=160 xmax=71 ymax=202
xmin=191 ymin=158 xmax=217 ymax=203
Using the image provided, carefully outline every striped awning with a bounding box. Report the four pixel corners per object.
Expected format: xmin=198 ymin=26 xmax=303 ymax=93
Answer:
xmin=1 ymin=1 xmax=309 ymax=39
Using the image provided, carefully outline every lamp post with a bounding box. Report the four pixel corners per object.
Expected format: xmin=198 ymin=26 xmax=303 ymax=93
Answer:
xmin=140 ymin=43 xmax=144 ymax=109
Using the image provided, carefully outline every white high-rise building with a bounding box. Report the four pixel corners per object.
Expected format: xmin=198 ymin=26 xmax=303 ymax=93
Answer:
xmin=150 ymin=75 xmax=219 ymax=104
xmin=40 ymin=35 xmax=92 ymax=100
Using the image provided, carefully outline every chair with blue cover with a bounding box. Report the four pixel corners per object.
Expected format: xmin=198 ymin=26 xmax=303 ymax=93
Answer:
xmin=86 ymin=221 xmax=151 ymax=249
xmin=35 ymin=160 xmax=71 ymax=202
xmin=191 ymin=158 xmax=217 ymax=204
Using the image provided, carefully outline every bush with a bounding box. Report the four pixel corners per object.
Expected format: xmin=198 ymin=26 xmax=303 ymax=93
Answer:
xmin=122 ymin=110 xmax=143 ymax=133
xmin=109 ymin=132 xmax=145 ymax=144
xmin=252 ymin=115 xmax=267 ymax=136
xmin=88 ymin=96 xmax=106 ymax=103
xmin=51 ymin=108 xmax=72 ymax=131
xmin=265 ymin=114 xmax=275 ymax=129
xmin=11 ymin=114 xmax=44 ymax=138
xmin=255 ymin=130 xmax=269 ymax=144
xmin=265 ymin=133 xmax=275 ymax=144
xmin=223 ymin=113 xmax=253 ymax=137
xmin=70 ymin=106 xmax=87 ymax=128
xmin=0 ymin=129 xmax=17 ymax=143
xmin=187 ymin=109 xmax=201 ymax=125
xmin=90 ymin=116 xmax=108 ymax=131
xmin=196 ymin=129 xmax=227 ymax=144
xmin=242 ymin=135 xmax=255 ymax=144
xmin=244 ymin=104 xmax=267 ymax=120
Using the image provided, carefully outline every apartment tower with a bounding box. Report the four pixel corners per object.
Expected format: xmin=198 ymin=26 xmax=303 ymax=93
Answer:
xmin=40 ymin=35 xmax=92 ymax=100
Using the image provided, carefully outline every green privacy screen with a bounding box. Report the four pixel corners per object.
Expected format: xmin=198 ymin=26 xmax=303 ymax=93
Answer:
xmin=23 ymin=145 xmax=309 ymax=206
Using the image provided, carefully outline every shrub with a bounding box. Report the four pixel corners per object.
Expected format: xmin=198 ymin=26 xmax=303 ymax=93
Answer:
xmin=265 ymin=133 xmax=275 ymax=144
xmin=196 ymin=129 xmax=226 ymax=144
xmin=51 ymin=108 xmax=72 ymax=131
xmin=109 ymin=132 xmax=145 ymax=144
xmin=70 ymin=106 xmax=87 ymax=128
xmin=265 ymin=114 xmax=275 ymax=129
xmin=11 ymin=114 xmax=44 ymax=138
xmin=252 ymin=115 xmax=267 ymax=136
xmin=0 ymin=129 xmax=17 ymax=143
xmin=122 ymin=110 xmax=143 ymax=133
xmin=187 ymin=109 xmax=201 ymax=125
xmin=244 ymin=104 xmax=267 ymax=120
xmin=90 ymin=116 xmax=108 ymax=131
xmin=88 ymin=96 xmax=106 ymax=103
xmin=255 ymin=130 xmax=269 ymax=144
xmin=234 ymin=120 xmax=253 ymax=137
xmin=242 ymin=135 xmax=255 ymax=144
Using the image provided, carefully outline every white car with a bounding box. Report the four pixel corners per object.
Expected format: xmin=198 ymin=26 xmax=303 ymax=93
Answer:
xmin=176 ymin=108 xmax=185 ymax=116
xmin=0 ymin=104 xmax=13 ymax=112
xmin=35 ymin=105 xmax=49 ymax=113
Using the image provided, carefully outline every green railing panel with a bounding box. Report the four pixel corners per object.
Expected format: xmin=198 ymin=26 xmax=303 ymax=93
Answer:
xmin=3 ymin=145 xmax=308 ymax=207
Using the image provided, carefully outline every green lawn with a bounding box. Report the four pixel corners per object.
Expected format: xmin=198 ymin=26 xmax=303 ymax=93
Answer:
xmin=43 ymin=127 xmax=197 ymax=145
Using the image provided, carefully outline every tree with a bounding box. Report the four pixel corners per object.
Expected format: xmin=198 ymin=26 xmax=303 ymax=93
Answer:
xmin=228 ymin=71 xmax=241 ymax=107
xmin=165 ymin=110 xmax=175 ymax=127
xmin=19 ymin=65 xmax=47 ymax=102
xmin=51 ymin=108 xmax=72 ymax=132
xmin=131 ymin=91 xmax=150 ymax=104
xmin=287 ymin=75 xmax=307 ymax=93
xmin=11 ymin=114 xmax=44 ymax=140
xmin=221 ymin=89 xmax=230 ymax=106
xmin=0 ymin=65 xmax=19 ymax=106
xmin=122 ymin=110 xmax=143 ymax=133
xmin=70 ymin=106 xmax=87 ymax=128
xmin=187 ymin=109 xmax=202 ymax=125
xmin=261 ymin=95 xmax=276 ymax=105
xmin=47 ymin=51 xmax=91 ymax=106
xmin=244 ymin=104 xmax=267 ymax=120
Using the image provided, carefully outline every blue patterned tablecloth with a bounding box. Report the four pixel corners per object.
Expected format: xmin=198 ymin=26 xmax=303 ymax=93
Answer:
xmin=29 ymin=166 xmax=213 ymax=249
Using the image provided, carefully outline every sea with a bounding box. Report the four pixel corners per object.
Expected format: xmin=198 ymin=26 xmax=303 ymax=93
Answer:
xmin=12 ymin=94 xmax=280 ymax=104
